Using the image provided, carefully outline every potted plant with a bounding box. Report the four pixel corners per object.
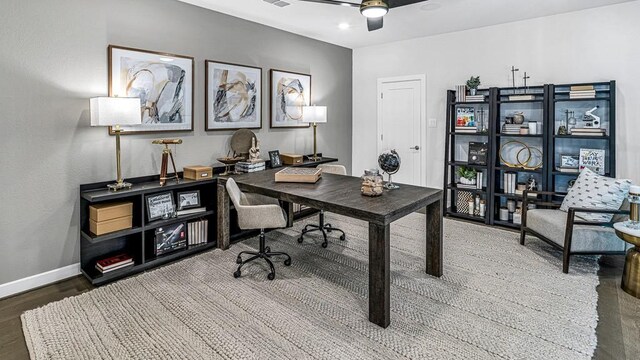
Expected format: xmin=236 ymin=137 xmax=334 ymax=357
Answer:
xmin=466 ymin=76 xmax=481 ymax=96
xmin=456 ymin=166 xmax=477 ymax=185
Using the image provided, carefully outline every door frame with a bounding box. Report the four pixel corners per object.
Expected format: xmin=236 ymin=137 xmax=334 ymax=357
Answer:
xmin=376 ymin=74 xmax=427 ymax=186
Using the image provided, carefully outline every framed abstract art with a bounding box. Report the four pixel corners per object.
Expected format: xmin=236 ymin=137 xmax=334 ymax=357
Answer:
xmin=205 ymin=60 xmax=262 ymax=131
xmin=108 ymin=45 xmax=194 ymax=134
xmin=270 ymin=69 xmax=311 ymax=128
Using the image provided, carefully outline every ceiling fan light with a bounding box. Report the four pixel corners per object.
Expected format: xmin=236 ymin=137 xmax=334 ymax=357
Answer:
xmin=360 ymin=0 xmax=388 ymax=18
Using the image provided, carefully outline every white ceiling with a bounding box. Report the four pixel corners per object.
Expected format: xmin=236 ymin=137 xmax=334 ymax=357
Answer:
xmin=178 ymin=0 xmax=634 ymax=48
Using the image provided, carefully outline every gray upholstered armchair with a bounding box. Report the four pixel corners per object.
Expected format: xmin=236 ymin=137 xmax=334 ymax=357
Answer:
xmin=520 ymin=190 xmax=630 ymax=273
xmin=226 ymin=178 xmax=292 ymax=280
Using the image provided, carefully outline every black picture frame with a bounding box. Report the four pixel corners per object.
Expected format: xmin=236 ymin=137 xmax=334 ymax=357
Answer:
xmin=146 ymin=192 xmax=175 ymax=222
xmin=177 ymin=190 xmax=201 ymax=210
xmin=269 ymin=150 xmax=282 ymax=168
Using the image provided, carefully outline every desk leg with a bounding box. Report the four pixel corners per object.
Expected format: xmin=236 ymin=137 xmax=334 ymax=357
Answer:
xmin=217 ymin=183 xmax=230 ymax=250
xmin=369 ymin=222 xmax=390 ymax=328
xmin=282 ymin=201 xmax=294 ymax=228
xmin=425 ymin=199 xmax=443 ymax=277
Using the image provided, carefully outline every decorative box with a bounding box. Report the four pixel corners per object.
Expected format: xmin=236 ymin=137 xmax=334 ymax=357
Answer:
xmin=89 ymin=202 xmax=133 ymax=235
xmin=183 ymin=166 xmax=213 ymax=181
xmin=275 ymin=167 xmax=322 ymax=183
xmin=280 ymin=153 xmax=303 ymax=165
xmin=456 ymin=191 xmax=473 ymax=214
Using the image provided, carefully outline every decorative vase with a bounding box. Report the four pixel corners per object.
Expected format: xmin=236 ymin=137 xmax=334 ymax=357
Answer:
xmin=460 ymin=177 xmax=476 ymax=185
xmin=469 ymin=88 xmax=477 ymax=96
xmin=513 ymin=112 xmax=525 ymax=124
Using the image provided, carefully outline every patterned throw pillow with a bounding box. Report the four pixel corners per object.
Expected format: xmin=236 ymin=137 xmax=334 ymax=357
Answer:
xmin=560 ymin=168 xmax=632 ymax=222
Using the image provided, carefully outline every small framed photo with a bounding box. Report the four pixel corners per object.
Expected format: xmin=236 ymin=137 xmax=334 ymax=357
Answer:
xmin=561 ymin=154 xmax=579 ymax=168
xmin=177 ymin=190 xmax=201 ymax=210
xmin=269 ymin=150 xmax=282 ymax=168
xmin=146 ymin=192 xmax=175 ymax=222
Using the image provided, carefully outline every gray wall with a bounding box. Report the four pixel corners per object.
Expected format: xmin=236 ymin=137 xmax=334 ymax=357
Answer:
xmin=0 ymin=0 xmax=352 ymax=285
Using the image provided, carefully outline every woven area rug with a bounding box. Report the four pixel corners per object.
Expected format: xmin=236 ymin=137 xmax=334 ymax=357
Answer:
xmin=22 ymin=214 xmax=599 ymax=359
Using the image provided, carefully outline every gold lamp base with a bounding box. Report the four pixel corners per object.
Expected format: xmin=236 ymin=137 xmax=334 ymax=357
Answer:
xmin=107 ymin=181 xmax=133 ymax=191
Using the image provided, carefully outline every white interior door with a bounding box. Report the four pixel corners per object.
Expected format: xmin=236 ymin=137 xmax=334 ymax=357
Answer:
xmin=378 ymin=77 xmax=424 ymax=186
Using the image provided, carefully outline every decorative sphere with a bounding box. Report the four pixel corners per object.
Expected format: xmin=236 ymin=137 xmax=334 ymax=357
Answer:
xmin=378 ymin=149 xmax=401 ymax=175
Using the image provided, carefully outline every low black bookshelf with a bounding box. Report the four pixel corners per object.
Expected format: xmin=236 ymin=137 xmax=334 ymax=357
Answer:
xmin=80 ymin=174 xmax=217 ymax=285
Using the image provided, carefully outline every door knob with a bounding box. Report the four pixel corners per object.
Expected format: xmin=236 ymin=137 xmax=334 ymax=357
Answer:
xmin=410 ymin=145 xmax=420 ymax=150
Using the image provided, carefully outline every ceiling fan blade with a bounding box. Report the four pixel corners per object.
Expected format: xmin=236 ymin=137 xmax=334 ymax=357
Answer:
xmin=367 ymin=16 xmax=383 ymax=31
xmin=387 ymin=0 xmax=427 ymax=9
xmin=296 ymin=0 xmax=360 ymax=7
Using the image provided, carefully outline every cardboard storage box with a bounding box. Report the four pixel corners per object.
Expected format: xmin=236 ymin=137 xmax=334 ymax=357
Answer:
xmin=280 ymin=153 xmax=303 ymax=165
xmin=90 ymin=202 xmax=133 ymax=223
xmin=90 ymin=216 xmax=133 ymax=236
xmin=184 ymin=166 xmax=213 ymax=181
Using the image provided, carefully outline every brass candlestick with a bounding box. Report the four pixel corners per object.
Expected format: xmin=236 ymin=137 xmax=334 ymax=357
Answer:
xmin=311 ymin=122 xmax=320 ymax=161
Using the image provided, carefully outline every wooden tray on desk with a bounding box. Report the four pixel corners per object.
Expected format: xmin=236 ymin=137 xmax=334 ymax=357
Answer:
xmin=274 ymin=167 xmax=322 ymax=183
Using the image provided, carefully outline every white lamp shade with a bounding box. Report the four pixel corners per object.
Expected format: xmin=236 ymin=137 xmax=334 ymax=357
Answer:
xmin=302 ymin=106 xmax=328 ymax=124
xmin=90 ymin=97 xmax=141 ymax=127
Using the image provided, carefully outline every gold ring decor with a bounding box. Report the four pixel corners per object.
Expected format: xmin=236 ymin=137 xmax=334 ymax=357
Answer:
xmin=499 ymin=140 xmax=543 ymax=170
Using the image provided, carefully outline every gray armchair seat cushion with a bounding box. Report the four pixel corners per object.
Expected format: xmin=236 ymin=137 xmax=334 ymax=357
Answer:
xmin=526 ymin=209 xmax=630 ymax=252
xmin=226 ymin=178 xmax=287 ymax=230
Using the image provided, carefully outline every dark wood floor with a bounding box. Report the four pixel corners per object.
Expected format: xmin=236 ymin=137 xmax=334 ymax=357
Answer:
xmin=1 ymin=256 xmax=638 ymax=359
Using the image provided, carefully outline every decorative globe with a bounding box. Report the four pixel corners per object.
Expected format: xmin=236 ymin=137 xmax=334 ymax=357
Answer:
xmin=378 ymin=149 xmax=401 ymax=175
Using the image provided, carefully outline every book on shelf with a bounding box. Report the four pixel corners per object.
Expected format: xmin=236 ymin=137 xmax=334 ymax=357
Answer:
xmin=501 ymin=123 xmax=526 ymax=134
xmin=96 ymin=254 xmax=134 ymax=273
xmin=570 ymin=128 xmax=605 ymax=136
xmin=455 ymin=85 xmax=466 ymax=102
xmin=570 ymin=85 xmax=594 ymax=91
xmin=456 ymin=107 xmax=475 ymax=128
xmin=468 ymin=142 xmax=488 ymax=165
xmin=155 ymin=222 xmax=187 ymax=256
xmin=465 ymin=95 xmax=485 ymax=102
xmin=187 ymin=219 xmax=208 ymax=247
xmin=455 ymin=183 xmax=477 ymax=189
xmin=455 ymin=127 xmax=478 ymax=133
xmin=556 ymin=167 xmax=580 ymax=174
xmin=508 ymin=94 xmax=536 ymax=101
xmin=176 ymin=207 xmax=207 ymax=216
xmin=502 ymin=172 xmax=517 ymax=194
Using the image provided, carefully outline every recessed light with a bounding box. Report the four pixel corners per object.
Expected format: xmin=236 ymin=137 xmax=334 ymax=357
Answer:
xmin=159 ymin=57 xmax=174 ymax=62
xmin=338 ymin=22 xmax=350 ymax=30
xmin=420 ymin=3 xmax=441 ymax=11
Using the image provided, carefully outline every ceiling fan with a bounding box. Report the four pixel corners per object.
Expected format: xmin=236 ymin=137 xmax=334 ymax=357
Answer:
xmin=296 ymin=0 xmax=428 ymax=31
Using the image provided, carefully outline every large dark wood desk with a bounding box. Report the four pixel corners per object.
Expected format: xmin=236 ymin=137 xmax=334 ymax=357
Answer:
xmin=217 ymin=169 xmax=443 ymax=328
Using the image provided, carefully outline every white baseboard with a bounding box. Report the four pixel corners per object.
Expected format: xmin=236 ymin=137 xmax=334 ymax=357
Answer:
xmin=0 ymin=263 xmax=81 ymax=300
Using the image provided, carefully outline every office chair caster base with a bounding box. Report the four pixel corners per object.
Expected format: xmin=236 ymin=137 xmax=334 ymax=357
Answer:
xmin=321 ymin=241 xmax=328 ymax=248
xmin=284 ymin=258 xmax=292 ymax=266
xmin=297 ymin=236 xmax=303 ymax=243
xmin=340 ymin=234 xmax=346 ymax=241
xmin=267 ymin=272 xmax=275 ymax=281
xmin=233 ymin=270 xmax=241 ymax=278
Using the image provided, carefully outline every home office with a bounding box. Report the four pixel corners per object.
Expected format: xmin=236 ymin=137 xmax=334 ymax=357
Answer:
xmin=1 ymin=0 xmax=639 ymax=359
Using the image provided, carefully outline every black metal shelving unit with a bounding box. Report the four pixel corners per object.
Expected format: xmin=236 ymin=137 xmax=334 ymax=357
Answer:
xmin=443 ymin=88 xmax=495 ymax=225
xmin=443 ymin=81 xmax=616 ymax=230
xmin=548 ymin=81 xmax=616 ymax=201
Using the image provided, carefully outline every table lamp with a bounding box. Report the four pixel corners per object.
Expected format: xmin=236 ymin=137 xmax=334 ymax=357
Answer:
xmin=90 ymin=97 xmax=141 ymax=191
xmin=302 ymin=105 xmax=327 ymax=161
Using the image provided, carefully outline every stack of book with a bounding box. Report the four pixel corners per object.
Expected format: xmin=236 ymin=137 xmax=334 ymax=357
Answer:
xmin=465 ymin=94 xmax=485 ymax=102
xmin=569 ymin=85 xmax=595 ymax=99
xmin=176 ymin=206 xmax=206 ymax=216
xmin=455 ymin=85 xmax=466 ymax=102
xmin=503 ymin=172 xmax=517 ymax=194
xmin=508 ymin=94 xmax=536 ymax=101
xmin=235 ymin=161 xmax=266 ymax=173
xmin=570 ymin=128 xmax=605 ymax=136
xmin=95 ymin=254 xmax=134 ymax=274
xmin=555 ymin=166 xmax=580 ymax=174
xmin=455 ymin=126 xmax=478 ymax=133
xmin=502 ymin=123 xmax=525 ymax=135
xmin=188 ymin=219 xmax=208 ymax=247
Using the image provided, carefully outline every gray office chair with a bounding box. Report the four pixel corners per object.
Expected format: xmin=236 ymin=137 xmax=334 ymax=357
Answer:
xmin=297 ymin=164 xmax=347 ymax=248
xmin=226 ymin=178 xmax=291 ymax=280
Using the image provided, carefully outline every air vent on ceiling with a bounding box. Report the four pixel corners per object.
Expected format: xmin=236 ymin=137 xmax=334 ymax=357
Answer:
xmin=263 ymin=0 xmax=290 ymax=7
